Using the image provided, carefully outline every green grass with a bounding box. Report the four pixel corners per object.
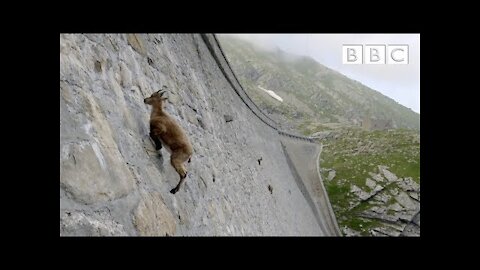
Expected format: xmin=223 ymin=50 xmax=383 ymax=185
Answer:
xmin=325 ymin=182 xmax=352 ymax=211
xmin=342 ymin=216 xmax=383 ymax=236
xmin=298 ymin=121 xmax=333 ymax=136
xmin=322 ymin=128 xmax=419 ymax=184
xmin=321 ymin=128 xmax=420 ymax=235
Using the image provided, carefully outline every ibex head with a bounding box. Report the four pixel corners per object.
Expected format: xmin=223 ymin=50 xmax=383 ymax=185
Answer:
xmin=144 ymin=88 xmax=168 ymax=106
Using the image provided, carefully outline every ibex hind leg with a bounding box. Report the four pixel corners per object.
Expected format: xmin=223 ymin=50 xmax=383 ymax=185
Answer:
xmin=170 ymin=155 xmax=188 ymax=194
xmin=170 ymin=174 xmax=187 ymax=194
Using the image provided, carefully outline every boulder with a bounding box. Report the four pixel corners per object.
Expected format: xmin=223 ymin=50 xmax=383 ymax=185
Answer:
xmin=366 ymin=178 xmax=376 ymax=189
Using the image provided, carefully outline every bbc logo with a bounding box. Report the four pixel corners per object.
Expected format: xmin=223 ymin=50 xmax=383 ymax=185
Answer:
xmin=342 ymin=45 xmax=409 ymax=64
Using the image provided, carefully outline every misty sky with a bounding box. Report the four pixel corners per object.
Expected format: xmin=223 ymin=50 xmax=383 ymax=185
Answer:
xmin=220 ymin=34 xmax=420 ymax=113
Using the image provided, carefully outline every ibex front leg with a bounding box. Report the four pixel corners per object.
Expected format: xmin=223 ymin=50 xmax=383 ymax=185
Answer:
xmin=150 ymin=131 xmax=163 ymax=151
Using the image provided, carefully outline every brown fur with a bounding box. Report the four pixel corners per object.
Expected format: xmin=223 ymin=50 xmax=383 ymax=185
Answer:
xmin=144 ymin=90 xmax=193 ymax=194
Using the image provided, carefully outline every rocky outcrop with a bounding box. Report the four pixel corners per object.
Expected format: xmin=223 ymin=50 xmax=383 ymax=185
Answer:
xmin=60 ymin=34 xmax=337 ymax=236
xmin=342 ymin=166 xmax=420 ymax=237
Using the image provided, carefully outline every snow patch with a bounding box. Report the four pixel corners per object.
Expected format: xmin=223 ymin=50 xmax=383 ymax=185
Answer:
xmin=258 ymin=86 xmax=283 ymax=102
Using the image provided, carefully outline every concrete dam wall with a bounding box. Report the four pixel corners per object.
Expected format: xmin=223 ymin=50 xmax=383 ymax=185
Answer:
xmin=60 ymin=33 xmax=340 ymax=236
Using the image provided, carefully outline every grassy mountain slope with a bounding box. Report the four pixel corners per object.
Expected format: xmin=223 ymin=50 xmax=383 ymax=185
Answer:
xmin=218 ymin=35 xmax=419 ymax=132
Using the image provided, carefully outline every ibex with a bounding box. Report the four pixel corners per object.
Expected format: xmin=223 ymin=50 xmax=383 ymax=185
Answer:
xmin=144 ymin=89 xmax=193 ymax=194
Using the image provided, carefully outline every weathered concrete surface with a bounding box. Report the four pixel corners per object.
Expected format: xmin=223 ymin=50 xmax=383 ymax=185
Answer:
xmin=60 ymin=34 xmax=333 ymax=236
xmin=280 ymin=139 xmax=341 ymax=236
xmin=133 ymin=191 xmax=176 ymax=236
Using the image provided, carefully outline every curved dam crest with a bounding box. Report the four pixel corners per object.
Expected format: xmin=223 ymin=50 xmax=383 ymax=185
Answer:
xmin=60 ymin=33 xmax=340 ymax=236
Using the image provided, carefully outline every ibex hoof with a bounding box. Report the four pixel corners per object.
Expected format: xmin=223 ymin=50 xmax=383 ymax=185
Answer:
xmin=170 ymin=188 xmax=178 ymax=194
